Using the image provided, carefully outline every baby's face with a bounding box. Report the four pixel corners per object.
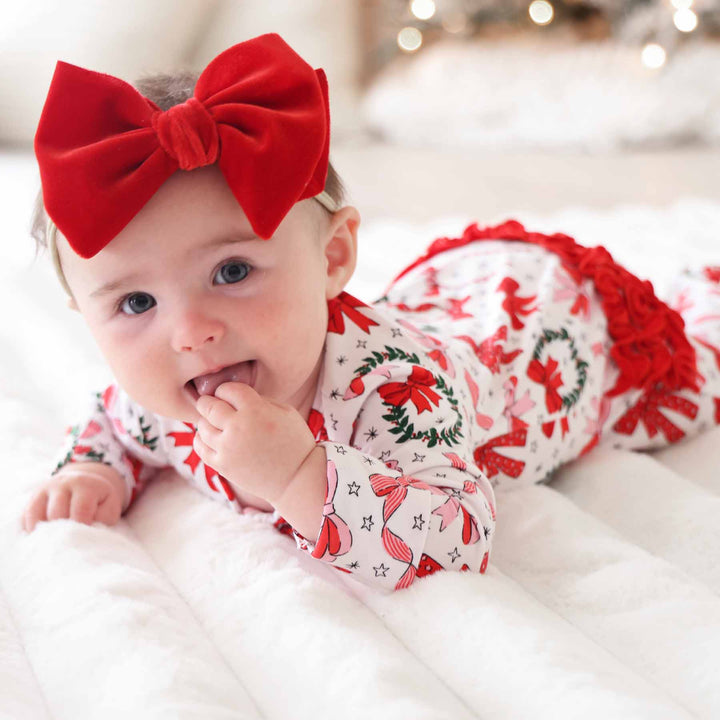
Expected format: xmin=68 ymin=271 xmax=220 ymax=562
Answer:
xmin=56 ymin=164 xmax=357 ymax=424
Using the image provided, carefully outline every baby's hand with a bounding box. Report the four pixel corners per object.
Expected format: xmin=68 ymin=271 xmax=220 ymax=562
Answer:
xmin=22 ymin=462 xmax=126 ymax=533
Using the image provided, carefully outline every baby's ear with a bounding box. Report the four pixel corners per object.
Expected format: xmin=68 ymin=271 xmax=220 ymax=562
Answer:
xmin=323 ymin=205 xmax=360 ymax=299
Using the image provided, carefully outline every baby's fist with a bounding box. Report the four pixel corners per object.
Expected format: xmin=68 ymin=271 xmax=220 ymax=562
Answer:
xmin=23 ymin=463 xmax=125 ymax=533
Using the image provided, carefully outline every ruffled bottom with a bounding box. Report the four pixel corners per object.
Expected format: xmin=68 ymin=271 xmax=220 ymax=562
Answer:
xmin=389 ymin=219 xmax=702 ymax=398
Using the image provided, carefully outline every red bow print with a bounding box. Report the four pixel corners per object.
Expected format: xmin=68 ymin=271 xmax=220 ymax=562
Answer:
xmin=378 ymin=366 xmax=442 ymax=414
xmin=369 ymin=472 xmax=448 ymax=589
xmin=473 ymin=429 xmax=527 ymax=479
xmin=311 ymin=461 xmax=352 ymax=562
xmin=613 ymin=387 xmax=699 ymax=443
xmin=327 ymin=292 xmax=380 ymax=335
xmin=527 ymin=356 xmax=565 ymax=413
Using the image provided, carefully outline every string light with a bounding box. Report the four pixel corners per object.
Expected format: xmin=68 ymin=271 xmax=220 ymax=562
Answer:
xmin=397 ymin=26 xmax=423 ymax=53
xmin=673 ymin=8 xmax=698 ymax=32
xmin=528 ymin=1 xmax=554 ymax=26
xmin=410 ymin=0 xmax=436 ymax=21
xmin=641 ymin=42 xmax=667 ymax=69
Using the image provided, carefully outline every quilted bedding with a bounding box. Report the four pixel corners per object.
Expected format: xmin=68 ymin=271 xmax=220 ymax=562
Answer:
xmin=1 ymin=149 xmax=720 ymax=719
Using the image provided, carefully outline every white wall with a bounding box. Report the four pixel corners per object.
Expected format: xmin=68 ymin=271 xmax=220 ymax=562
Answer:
xmin=190 ymin=0 xmax=363 ymax=140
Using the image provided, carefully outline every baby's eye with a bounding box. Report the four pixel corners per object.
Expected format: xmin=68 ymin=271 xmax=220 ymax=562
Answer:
xmin=118 ymin=292 xmax=156 ymax=316
xmin=214 ymin=260 xmax=251 ymax=285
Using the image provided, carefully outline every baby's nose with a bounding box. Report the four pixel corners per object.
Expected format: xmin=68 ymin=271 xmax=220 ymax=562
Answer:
xmin=172 ymin=311 xmax=225 ymax=352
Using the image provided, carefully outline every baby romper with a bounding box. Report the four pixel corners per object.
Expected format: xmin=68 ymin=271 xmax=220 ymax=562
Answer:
xmin=379 ymin=219 xmax=720 ymax=468
xmin=49 ymin=220 xmax=720 ymax=591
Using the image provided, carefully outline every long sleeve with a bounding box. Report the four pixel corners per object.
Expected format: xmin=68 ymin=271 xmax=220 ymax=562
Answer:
xmin=289 ymin=346 xmax=496 ymax=591
xmin=51 ymin=383 xmax=170 ymax=513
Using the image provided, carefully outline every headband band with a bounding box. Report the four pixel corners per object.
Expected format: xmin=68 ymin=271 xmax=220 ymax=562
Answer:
xmin=45 ymin=191 xmax=341 ymax=299
xmin=35 ymin=33 xmax=333 ymax=259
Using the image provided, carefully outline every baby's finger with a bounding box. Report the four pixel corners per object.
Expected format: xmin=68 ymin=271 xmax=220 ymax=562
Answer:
xmin=46 ymin=486 xmax=72 ymax=522
xmin=94 ymin=491 xmax=123 ymax=526
xmin=196 ymin=417 xmax=222 ymax=444
xmin=69 ymin=487 xmax=101 ymax=526
xmin=23 ymin=490 xmax=49 ymax=532
xmin=196 ymin=393 xmax=235 ymax=427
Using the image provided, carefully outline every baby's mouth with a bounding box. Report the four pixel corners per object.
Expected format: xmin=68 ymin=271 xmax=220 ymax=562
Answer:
xmin=185 ymin=361 xmax=255 ymax=399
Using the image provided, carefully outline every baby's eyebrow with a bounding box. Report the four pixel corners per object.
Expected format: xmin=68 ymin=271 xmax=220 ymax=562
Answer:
xmin=90 ymin=274 xmax=142 ymax=299
xmin=89 ymin=234 xmax=257 ymax=298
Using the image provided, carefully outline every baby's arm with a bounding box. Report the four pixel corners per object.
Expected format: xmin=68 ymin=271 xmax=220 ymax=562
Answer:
xmin=23 ymin=384 xmax=169 ymax=532
xmin=285 ymin=376 xmax=496 ymax=591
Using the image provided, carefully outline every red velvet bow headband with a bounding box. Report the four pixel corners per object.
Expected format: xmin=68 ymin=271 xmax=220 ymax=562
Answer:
xmin=34 ymin=33 xmax=336 ymax=259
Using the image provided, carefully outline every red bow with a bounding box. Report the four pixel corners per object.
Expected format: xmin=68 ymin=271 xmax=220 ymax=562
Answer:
xmin=527 ymin=356 xmax=564 ymax=413
xmin=34 ymin=33 xmax=330 ymax=258
xmin=378 ymin=366 xmax=442 ymax=414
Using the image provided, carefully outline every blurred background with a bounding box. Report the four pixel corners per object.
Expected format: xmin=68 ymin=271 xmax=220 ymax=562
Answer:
xmin=2 ymin=0 xmax=719 ymax=226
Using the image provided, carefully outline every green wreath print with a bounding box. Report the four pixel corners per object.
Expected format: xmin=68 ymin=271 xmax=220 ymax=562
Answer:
xmin=353 ymin=345 xmax=463 ymax=448
xmin=528 ymin=327 xmax=588 ymax=411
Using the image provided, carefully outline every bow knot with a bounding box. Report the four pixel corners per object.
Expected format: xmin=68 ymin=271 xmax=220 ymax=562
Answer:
xmin=151 ymin=98 xmax=219 ymax=170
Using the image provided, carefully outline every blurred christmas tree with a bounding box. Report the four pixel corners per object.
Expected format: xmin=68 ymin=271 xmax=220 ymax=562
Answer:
xmin=360 ymin=0 xmax=720 ymax=84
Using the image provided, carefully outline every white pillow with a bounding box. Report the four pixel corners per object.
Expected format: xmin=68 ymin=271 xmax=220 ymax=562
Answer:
xmin=363 ymin=38 xmax=720 ymax=152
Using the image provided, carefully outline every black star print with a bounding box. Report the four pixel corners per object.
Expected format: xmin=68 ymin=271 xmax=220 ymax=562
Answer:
xmin=379 ymin=450 xmax=391 ymax=461
xmin=448 ymin=547 xmax=461 ymax=563
xmin=334 ymin=445 xmax=347 ymax=455
xmin=348 ymin=561 xmax=360 ymax=569
xmin=330 ymin=389 xmax=341 ymax=400
xmin=373 ymin=563 xmax=389 ymax=577
xmin=483 ymin=525 xmax=491 ymax=540
xmin=412 ymin=453 xmax=425 ymax=463
xmin=412 ymin=514 xmax=425 ymax=530
xmin=361 ymin=515 xmax=374 ymax=531
xmin=356 ymin=340 xmax=367 ymax=349
xmin=450 ymin=488 xmax=462 ymax=500
xmin=347 ymin=481 xmax=360 ymax=496
xmin=391 ymin=328 xmax=402 ymax=337
xmin=364 ymin=427 xmax=379 ymax=440
xmin=363 ymin=456 xmax=374 ymax=465
xmin=337 ymin=355 xmax=348 ymax=365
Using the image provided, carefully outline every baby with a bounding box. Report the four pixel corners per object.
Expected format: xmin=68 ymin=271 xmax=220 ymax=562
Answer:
xmin=24 ymin=33 xmax=720 ymax=591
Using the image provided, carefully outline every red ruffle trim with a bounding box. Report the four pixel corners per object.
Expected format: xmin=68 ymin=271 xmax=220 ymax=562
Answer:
xmin=388 ymin=219 xmax=701 ymax=398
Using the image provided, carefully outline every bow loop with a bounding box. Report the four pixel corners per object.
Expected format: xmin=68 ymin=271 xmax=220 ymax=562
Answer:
xmin=151 ymin=98 xmax=219 ymax=170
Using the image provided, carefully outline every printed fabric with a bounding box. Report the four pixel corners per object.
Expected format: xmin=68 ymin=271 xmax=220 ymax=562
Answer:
xmin=50 ymin=220 xmax=720 ymax=591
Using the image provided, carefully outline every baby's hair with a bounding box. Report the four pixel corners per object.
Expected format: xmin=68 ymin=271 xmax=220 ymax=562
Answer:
xmin=30 ymin=69 xmax=348 ymax=259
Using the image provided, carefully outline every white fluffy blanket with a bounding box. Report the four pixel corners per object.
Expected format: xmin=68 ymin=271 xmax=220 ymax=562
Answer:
xmin=2 ymin=150 xmax=720 ymax=719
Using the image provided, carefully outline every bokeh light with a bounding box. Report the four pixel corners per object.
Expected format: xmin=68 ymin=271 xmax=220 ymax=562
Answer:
xmin=673 ymin=8 xmax=698 ymax=32
xmin=397 ymin=26 xmax=423 ymax=53
xmin=641 ymin=43 xmax=667 ymax=69
xmin=410 ymin=0 xmax=436 ymax=21
xmin=529 ymin=1 xmax=554 ymax=26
